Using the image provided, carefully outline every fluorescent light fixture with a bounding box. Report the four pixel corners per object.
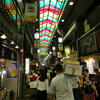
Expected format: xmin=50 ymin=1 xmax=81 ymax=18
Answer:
xmin=1 ymin=34 xmax=7 ymax=39
xmin=69 ymin=1 xmax=74 ymax=5
xmin=10 ymin=41 xmax=15 ymax=45
xmin=17 ymin=0 xmax=22 ymax=2
xmin=52 ymin=46 xmax=56 ymax=51
xmin=25 ymin=58 xmax=30 ymax=74
xmin=58 ymin=37 xmax=63 ymax=43
xmin=61 ymin=19 xmax=64 ymax=22
xmin=34 ymin=32 xmax=39 ymax=39
xmin=15 ymin=45 xmax=19 ymax=49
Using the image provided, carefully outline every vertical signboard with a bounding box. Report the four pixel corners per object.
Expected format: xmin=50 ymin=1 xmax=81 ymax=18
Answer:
xmin=7 ymin=61 xmax=18 ymax=78
xmin=24 ymin=3 xmax=37 ymax=22
xmin=25 ymin=58 xmax=30 ymax=74
xmin=79 ymin=31 xmax=97 ymax=56
xmin=58 ymin=44 xmax=63 ymax=51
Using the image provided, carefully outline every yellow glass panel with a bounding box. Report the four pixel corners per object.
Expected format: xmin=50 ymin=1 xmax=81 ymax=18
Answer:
xmin=40 ymin=25 xmax=43 ymax=28
xmin=58 ymin=0 xmax=65 ymax=2
xmin=44 ymin=12 xmax=48 ymax=17
xmin=51 ymin=25 xmax=55 ymax=29
xmin=47 ymin=23 xmax=51 ymax=27
xmin=49 ymin=11 xmax=53 ymax=17
xmin=43 ymin=23 xmax=46 ymax=27
xmin=53 ymin=14 xmax=57 ymax=19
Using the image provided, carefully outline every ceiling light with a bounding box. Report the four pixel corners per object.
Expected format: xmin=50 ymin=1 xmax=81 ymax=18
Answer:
xmin=49 ymin=51 xmax=52 ymax=54
xmin=52 ymin=46 xmax=56 ymax=51
xmin=34 ymin=32 xmax=39 ymax=39
xmin=69 ymin=1 xmax=74 ymax=5
xmin=1 ymin=34 xmax=7 ymax=39
xmin=61 ymin=19 xmax=64 ymax=22
xmin=37 ymin=49 xmax=40 ymax=53
xmin=10 ymin=41 xmax=15 ymax=45
xmin=15 ymin=45 xmax=19 ymax=49
xmin=36 ymin=29 xmax=39 ymax=31
xmin=58 ymin=37 xmax=63 ymax=43
xmin=21 ymin=49 xmax=23 ymax=52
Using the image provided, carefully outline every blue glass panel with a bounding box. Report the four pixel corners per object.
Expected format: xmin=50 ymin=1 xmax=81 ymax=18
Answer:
xmin=64 ymin=0 xmax=68 ymax=7
xmin=45 ymin=0 xmax=49 ymax=6
xmin=40 ymin=26 xmax=46 ymax=31
xmin=5 ymin=0 xmax=12 ymax=4
xmin=50 ymin=0 xmax=56 ymax=7
xmin=48 ymin=16 xmax=53 ymax=21
xmin=46 ymin=26 xmax=53 ymax=31
xmin=56 ymin=1 xmax=62 ymax=9
xmin=40 ymin=1 xmax=44 ymax=8
xmin=52 ymin=18 xmax=57 ymax=22
xmin=60 ymin=2 xmax=64 ymax=8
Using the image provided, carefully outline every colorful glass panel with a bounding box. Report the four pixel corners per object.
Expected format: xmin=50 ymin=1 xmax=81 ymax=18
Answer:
xmin=40 ymin=0 xmax=68 ymax=47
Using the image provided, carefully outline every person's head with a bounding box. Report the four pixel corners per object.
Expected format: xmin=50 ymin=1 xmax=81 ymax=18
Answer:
xmin=55 ymin=63 xmax=63 ymax=73
xmin=39 ymin=69 xmax=47 ymax=81
xmin=94 ymin=68 xmax=99 ymax=74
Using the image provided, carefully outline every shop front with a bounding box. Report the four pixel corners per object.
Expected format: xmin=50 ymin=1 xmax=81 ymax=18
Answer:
xmin=78 ymin=24 xmax=100 ymax=74
xmin=0 ymin=45 xmax=18 ymax=100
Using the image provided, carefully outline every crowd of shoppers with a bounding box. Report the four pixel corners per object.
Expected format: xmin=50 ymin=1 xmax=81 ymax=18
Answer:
xmin=27 ymin=63 xmax=100 ymax=100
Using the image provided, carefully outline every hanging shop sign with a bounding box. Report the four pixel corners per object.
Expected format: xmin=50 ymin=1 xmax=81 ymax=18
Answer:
xmin=78 ymin=30 xmax=97 ymax=56
xmin=25 ymin=58 xmax=30 ymax=74
xmin=24 ymin=3 xmax=37 ymax=22
xmin=53 ymin=51 xmax=56 ymax=57
xmin=64 ymin=64 xmax=82 ymax=76
xmin=57 ymin=52 xmax=62 ymax=58
xmin=58 ymin=44 xmax=63 ymax=51
xmin=7 ymin=61 xmax=18 ymax=78
xmin=64 ymin=46 xmax=71 ymax=55
xmin=34 ymin=40 xmax=39 ymax=48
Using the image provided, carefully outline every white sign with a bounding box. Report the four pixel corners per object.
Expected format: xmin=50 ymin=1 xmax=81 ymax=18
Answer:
xmin=64 ymin=64 xmax=82 ymax=76
xmin=25 ymin=58 xmax=30 ymax=74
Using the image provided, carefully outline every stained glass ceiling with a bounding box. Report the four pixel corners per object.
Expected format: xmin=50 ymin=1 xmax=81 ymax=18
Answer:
xmin=40 ymin=0 xmax=68 ymax=48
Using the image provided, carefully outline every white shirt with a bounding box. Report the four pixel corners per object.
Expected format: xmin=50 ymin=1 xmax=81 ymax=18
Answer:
xmin=29 ymin=81 xmax=37 ymax=88
xmin=48 ymin=73 xmax=78 ymax=100
xmin=37 ymin=79 xmax=49 ymax=92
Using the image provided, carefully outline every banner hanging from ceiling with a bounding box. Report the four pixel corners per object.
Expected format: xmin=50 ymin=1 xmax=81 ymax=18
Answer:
xmin=57 ymin=52 xmax=62 ymax=58
xmin=53 ymin=51 xmax=56 ymax=57
xmin=58 ymin=44 xmax=63 ymax=51
xmin=24 ymin=3 xmax=37 ymax=22
xmin=7 ymin=61 xmax=18 ymax=78
xmin=34 ymin=40 xmax=39 ymax=48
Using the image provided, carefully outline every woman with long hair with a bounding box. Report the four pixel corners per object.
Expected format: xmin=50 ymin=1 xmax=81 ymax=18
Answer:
xmin=82 ymin=69 xmax=96 ymax=100
xmin=36 ymin=69 xmax=48 ymax=100
xmin=94 ymin=72 xmax=100 ymax=100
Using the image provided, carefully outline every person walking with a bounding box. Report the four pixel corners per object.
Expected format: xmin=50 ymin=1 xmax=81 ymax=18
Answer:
xmin=36 ymin=69 xmax=49 ymax=100
xmin=48 ymin=63 xmax=79 ymax=100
